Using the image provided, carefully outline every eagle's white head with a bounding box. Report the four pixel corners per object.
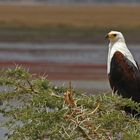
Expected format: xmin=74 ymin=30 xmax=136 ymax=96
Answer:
xmin=106 ymin=31 xmax=137 ymax=74
xmin=105 ymin=30 xmax=125 ymax=44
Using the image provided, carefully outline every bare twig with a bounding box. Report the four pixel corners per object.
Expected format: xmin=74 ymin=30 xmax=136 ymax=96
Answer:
xmin=77 ymin=125 xmax=92 ymax=140
xmin=87 ymin=103 xmax=100 ymax=116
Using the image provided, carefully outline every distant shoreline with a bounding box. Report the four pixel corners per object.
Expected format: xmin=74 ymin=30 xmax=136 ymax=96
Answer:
xmin=0 ymin=5 xmax=139 ymax=43
xmin=0 ymin=27 xmax=139 ymax=44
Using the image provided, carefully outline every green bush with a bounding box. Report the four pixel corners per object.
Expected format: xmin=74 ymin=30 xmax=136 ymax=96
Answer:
xmin=0 ymin=67 xmax=140 ymax=140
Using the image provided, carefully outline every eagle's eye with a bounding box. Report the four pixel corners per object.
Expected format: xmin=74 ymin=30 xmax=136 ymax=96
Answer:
xmin=113 ymin=34 xmax=117 ymax=37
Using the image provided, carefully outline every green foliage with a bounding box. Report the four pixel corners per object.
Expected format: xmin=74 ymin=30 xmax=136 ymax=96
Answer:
xmin=0 ymin=67 xmax=140 ymax=140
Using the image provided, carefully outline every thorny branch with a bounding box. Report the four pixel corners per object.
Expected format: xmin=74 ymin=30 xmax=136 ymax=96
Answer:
xmin=62 ymin=82 xmax=101 ymax=140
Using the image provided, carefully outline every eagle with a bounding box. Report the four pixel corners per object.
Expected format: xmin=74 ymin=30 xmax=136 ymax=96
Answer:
xmin=106 ymin=31 xmax=140 ymax=103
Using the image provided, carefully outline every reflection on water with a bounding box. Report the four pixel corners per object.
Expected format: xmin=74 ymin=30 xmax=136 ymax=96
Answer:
xmin=0 ymin=43 xmax=107 ymax=64
xmin=0 ymin=43 xmax=139 ymax=91
xmin=0 ymin=43 xmax=109 ymax=90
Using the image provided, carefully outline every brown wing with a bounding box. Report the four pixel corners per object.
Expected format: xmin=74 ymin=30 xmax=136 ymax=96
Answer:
xmin=108 ymin=51 xmax=140 ymax=102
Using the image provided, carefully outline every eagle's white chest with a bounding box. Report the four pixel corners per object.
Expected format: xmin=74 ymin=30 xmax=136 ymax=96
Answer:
xmin=107 ymin=42 xmax=138 ymax=74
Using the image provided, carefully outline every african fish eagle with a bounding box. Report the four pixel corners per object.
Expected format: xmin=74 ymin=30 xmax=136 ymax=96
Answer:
xmin=106 ymin=31 xmax=140 ymax=102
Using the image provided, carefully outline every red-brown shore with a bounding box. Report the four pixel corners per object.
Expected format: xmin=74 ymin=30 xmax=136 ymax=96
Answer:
xmin=0 ymin=60 xmax=107 ymax=80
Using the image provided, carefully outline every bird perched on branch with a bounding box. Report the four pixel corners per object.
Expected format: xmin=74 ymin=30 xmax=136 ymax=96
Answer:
xmin=106 ymin=31 xmax=140 ymax=103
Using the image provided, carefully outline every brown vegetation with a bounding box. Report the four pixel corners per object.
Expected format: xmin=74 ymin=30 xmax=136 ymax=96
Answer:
xmin=0 ymin=5 xmax=139 ymax=28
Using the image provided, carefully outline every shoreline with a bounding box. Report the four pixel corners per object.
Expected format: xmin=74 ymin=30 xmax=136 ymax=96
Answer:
xmin=0 ymin=27 xmax=140 ymax=44
xmin=0 ymin=60 xmax=107 ymax=80
xmin=0 ymin=5 xmax=139 ymax=43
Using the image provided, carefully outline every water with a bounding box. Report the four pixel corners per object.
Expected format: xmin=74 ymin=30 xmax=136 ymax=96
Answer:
xmin=0 ymin=42 xmax=139 ymax=91
xmin=0 ymin=0 xmax=139 ymax=5
xmin=0 ymin=43 xmax=107 ymax=64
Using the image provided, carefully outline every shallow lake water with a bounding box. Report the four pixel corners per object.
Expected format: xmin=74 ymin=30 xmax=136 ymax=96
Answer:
xmin=0 ymin=43 xmax=139 ymax=91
